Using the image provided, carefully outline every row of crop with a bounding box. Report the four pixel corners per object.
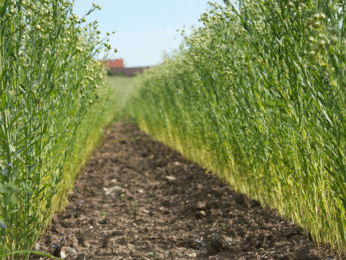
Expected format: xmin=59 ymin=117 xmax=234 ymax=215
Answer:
xmin=120 ymin=0 xmax=346 ymax=256
xmin=0 ymin=1 xmax=118 ymax=260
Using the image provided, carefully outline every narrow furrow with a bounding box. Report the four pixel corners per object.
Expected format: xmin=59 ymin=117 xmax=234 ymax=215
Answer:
xmin=28 ymin=117 xmax=345 ymax=260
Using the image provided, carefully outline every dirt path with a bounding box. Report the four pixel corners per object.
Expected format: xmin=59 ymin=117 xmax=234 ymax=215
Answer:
xmin=27 ymin=117 xmax=346 ymax=260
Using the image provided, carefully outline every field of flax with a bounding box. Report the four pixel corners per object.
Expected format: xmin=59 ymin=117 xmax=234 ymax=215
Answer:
xmin=3 ymin=0 xmax=346 ymax=259
xmin=0 ymin=0 xmax=123 ymax=259
xmin=120 ymin=0 xmax=346 ymax=257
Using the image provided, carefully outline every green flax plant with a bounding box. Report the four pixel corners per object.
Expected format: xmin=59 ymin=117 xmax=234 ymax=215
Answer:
xmin=121 ymin=0 xmax=346 ymax=255
xmin=0 ymin=0 xmax=119 ymax=259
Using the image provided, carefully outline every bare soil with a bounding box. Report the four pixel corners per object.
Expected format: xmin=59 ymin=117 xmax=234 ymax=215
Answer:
xmin=26 ymin=117 xmax=346 ymax=260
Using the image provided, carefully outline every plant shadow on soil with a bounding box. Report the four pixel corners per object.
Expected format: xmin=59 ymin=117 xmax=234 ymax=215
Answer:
xmin=26 ymin=117 xmax=346 ymax=260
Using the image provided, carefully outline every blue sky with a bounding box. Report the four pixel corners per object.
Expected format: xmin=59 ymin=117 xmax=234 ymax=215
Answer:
xmin=72 ymin=0 xmax=237 ymax=68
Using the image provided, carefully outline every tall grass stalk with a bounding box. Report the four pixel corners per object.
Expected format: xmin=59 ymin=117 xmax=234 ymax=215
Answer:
xmin=0 ymin=0 xmax=120 ymax=259
xmin=121 ymin=0 xmax=346 ymax=255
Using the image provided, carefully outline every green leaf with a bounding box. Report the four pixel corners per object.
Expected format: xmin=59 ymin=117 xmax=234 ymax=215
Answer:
xmin=17 ymin=84 xmax=27 ymax=95
xmin=8 ymin=111 xmax=22 ymax=130
xmin=0 ymin=68 xmax=9 ymax=84
xmin=1 ymin=91 xmax=6 ymax=111
xmin=322 ymin=109 xmax=333 ymax=127
xmin=312 ymin=97 xmax=321 ymax=111
xmin=0 ymin=251 xmax=62 ymax=260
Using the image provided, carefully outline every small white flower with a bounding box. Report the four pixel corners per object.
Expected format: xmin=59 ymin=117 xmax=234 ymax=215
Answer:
xmin=312 ymin=21 xmax=320 ymax=28
xmin=318 ymin=40 xmax=326 ymax=46
xmin=308 ymin=51 xmax=316 ymax=57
